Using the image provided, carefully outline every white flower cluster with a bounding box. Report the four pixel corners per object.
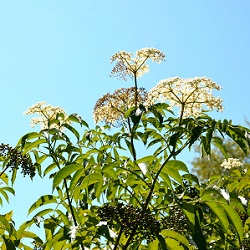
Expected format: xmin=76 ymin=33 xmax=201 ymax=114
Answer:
xmin=110 ymin=48 xmax=165 ymax=80
xmin=146 ymin=77 xmax=223 ymax=118
xmin=238 ymin=196 xmax=248 ymax=206
xmin=23 ymin=101 xmax=70 ymax=130
xmin=68 ymin=225 xmax=78 ymax=242
xmin=221 ymin=158 xmax=243 ymax=169
xmin=93 ymin=87 xmax=148 ymax=125
xmin=220 ymin=188 xmax=230 ymax=201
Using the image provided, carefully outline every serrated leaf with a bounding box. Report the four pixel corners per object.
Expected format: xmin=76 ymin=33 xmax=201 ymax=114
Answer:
xmin=0 ymin=214 xmax=11 ymax=232
xmin=226 ymin=126 xmax=249 ymax=155
xmin=148 ymin=238 xmax=159 ymax=249
xmin=161 ymin=229 xmax=192 ymax=249
xmin=53 ymin=164 xmax=84 ymax=190
xmin=0 ymin=173 xmax=9 ymax=185
xmin=28 ymin=195 xmax=57 ymax=215
xmin=182 ymin=202 xmax=195 ymax=232
xmin=21 ymin=231 xmax=43 ymax=244
xmin=165 ymin=238 xmax=184 ymax=250
xmin=220 ymin=198 xmax=244 ymax=241
xmin=69 ymin=168 xmax=85 ymax=192
xmin=62 ymin=124 xmax=80 ymax=140
xmin=212 ymin=137 xmax=228 ymax=158
xmin=163 ymin=160 xmax=188 ymax=172
xmin=36 ymin=154 xmax=47 ymax=164
xmin=204 ymin=201 xmax=229 ymax=231
xmin=23 ymin=139 xmax=46 ymax=154
xmin=43 ymin=162 xmax=58 ymax=176
xmin=80 ymin=173 xmax=103 ymax=190
xmin=102 ymin=165 xmax=117 ymax=179
xmin=17 ymin=132 xmax=42 ymax=146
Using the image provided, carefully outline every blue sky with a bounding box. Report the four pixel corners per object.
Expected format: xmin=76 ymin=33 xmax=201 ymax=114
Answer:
xmin=1 ymin=0 xmax=250 ymax=241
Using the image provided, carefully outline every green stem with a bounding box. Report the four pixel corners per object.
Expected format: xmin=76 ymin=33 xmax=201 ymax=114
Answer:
xmin=179 ymin=103 xmax=185 ymax=126
xmin=113 ymin=225 xmax=124 ymax=250
xmin=48 ymin=139 xmax=85 ymax=250
xmin=0 ymin=165 xmax=10 ymax=178
xmin=122 ymin=140 xmax=190 ymax=249
xmin=134 ymin=74 xmax=138 ymax=107
xmin=127 ymin=118 xmax=136 ymax=161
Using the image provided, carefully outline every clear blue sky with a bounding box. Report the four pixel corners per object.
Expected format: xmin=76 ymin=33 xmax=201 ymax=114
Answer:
xmin=1 ymin=0 xmax=250 ymax=240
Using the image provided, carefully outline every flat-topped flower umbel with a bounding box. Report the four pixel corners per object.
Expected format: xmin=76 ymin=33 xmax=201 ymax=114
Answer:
xmin=110 ymin=48 xmax=165 ymax=80
xmin=24 ymin=101 xmax=70 ymax=130
xmin=147 ymin=77 xmax=223 ymax=119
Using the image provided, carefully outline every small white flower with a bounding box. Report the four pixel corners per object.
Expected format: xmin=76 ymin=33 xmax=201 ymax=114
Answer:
xmin=69 ymin=225 xmax=78 ymax=242
xmin=138 ymin=162 xmax=147 ymax=175
xmin=34 ymin=216 xmax=42 ymax=227
xmin=109 ymin=229 xmax=117 ymax=238
xmin=24 ymin=101 xmax=70 ymax=130
xmin=245 ymin=131 xmax=250 ymax=140
xmin=135 ymin=108 xmax=142 ymax=116
xmin=238 ymin=196 xmax=248 ymax=206
xmin=96 ymin=221 xmax=107 ymax=226
xmin=220 ymin=189 xmax=230 ymax=201
xmin=68 ymin=213 xmax=72 ymax=221
xmin=221 ymin=158 xmax=243 ymax=169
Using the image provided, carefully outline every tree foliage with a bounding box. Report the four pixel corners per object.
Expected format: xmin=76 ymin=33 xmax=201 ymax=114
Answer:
xmin=0 ymin=48 xmax=250 ymax=249
xmin=191 ymin=138 xmax=250 ymax=181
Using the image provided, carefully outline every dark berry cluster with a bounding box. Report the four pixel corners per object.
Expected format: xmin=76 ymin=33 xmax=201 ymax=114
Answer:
xmin=175 ymin=180 xmax=198 ymax=199
xmin=162 ymin=206 xmax=189 ymax=234
xmin=183 ymin=180 xmax=199 ymax=199
xmin=0 ymin=143 xmax=35 ymax=178
xmin=98 ymin=202 xmax=161 ymax=242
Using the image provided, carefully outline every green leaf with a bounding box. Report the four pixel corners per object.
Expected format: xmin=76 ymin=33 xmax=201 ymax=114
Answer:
xmin=17 ymin=219 xmax=35 ymax=239
xmin=0 ymin=173 xmax=9 ymax=185
xmin=189 ymin=126 xmax=203 ymax=148
xmin=62 ymin=123 xmax=80 ymax=140
xmin=239 ymin=177 xmax=250 ymax=191
xmin=2 ymin=235 xmax=16 ymax=250
xmin=68 ymin=113 xmax=88 ymax=127
xmin=161 ymin=229 xmax=192 ymax=249
xmin=36 ymin=154 xmax=47 ymax=164
xmin=53 ymin=164 xmax=84 ymax=190
xmin=0 ymin=214 xmax=11 ymax=232
xmin=125 ymin=139 xmax=135 ymax=158
xmin=212 ymin=137 xmax=228 ymax=158
xmin=148 ymin=238 xmax=159 ymax=249
xmin=193 ymin=211 xmax=206 ymax=250
xmin=219 ymin=198 xmax=244 ymax=241
xmin=165 ymin=238 xmax=184 ymax=250
xmin=28 ymin=195 xmax=58 ymax=215
xmin=159 ymin=172 xmax=173 ymax=191
xmin=102 ymin=165 xmax=117 ymax=180
xmin=17 ymin=132 xmax=42 ymax=146
xmin=80 ymin=173 xmax=103 ymax=190
xmin=163 ymin=160 xmax=188 ymax=172
xmin=182 ymin=202 xmax=195 ymax=232
xmin=226 ymin=126 xmax=249 ymax=155
xmin=204 ymin=201 xmax=229 ymax=231
xmin=69 ymin=168 xmax=85 ymax=192
xmin=21 ymin=231 xmax=43 ymax=244
xmin=23 ymin=139 xmax=47 ymax=154
xmin=43 ymin=162 xmax=58 ymax=176
xmin=161 ymin=160 xmax=188 ymax=185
